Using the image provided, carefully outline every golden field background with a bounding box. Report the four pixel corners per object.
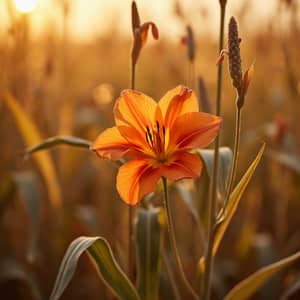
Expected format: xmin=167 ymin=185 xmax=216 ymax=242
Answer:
xmin=0 ymin=0 xmax=300 ymax=299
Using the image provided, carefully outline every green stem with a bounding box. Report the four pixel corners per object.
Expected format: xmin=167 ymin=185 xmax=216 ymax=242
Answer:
xmin=163 ymin=250 xmax=182 ymax=300
xmin=202 ymin=2 xmax=226 ymax=300
xmin=128 ymin=205 xmax=133 ymax=278
xmin=128 ymin=61 xmax=136 ymax=279
xmin=131 ymin=61 xmax=136 ymax=90
xmin=225 ymin=105 xmax=242 ymax=206
xmin=162 ymin=177 xmax=198 ymax=300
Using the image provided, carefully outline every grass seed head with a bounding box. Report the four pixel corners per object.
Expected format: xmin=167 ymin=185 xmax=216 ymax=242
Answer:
xmin=228 ymin=17 xmax=243 ymax=92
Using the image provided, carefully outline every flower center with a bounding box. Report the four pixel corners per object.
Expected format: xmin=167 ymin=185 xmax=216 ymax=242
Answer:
xmin=145 ymin=120 xmax=166 ymax=161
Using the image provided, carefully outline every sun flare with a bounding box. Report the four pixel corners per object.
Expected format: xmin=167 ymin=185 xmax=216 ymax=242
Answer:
xmin=14 ymin=0 xmax=37 ymax=13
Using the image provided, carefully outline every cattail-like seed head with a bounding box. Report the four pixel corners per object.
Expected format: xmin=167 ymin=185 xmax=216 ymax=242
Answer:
xmin=219 ymin=0 xmax=227 ymax=8
xmin=198 ymin=77 xmax=211 ymax=113
xmin=131 ymin=1 xmax=140 ymax=34
xmin=186 ymin=25 xmax=195 ymax=63
xmin=228 ymin=17 xmax=243 ymax=91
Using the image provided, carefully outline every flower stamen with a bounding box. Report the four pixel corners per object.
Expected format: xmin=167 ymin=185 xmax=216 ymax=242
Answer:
xmin=145 ymin=121 xmax=166 ymax=160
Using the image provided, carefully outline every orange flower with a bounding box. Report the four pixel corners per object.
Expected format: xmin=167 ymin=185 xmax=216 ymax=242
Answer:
xmin=91 ymin=86 xmax=221 ymax=205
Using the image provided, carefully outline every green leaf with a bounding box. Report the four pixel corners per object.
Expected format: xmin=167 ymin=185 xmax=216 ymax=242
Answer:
xmin=25 ymin=136 xmax=91 ymax=156
xmin=13 ymin=171 xmax=41 ymax=262
xmin=2 ymin=92 xmax=61 ymax=208
xmin=136 ymin=207 xmax=165 ymax=300
xmin=198 ymin=147 xmax=233 ymax=199
xmin=50 ymin=236 xmax=140 ymax=300
xmin=199 ymin=143 xmax=265 ymax=273
xmin=224 ymin=250 xmax=300 ymax=300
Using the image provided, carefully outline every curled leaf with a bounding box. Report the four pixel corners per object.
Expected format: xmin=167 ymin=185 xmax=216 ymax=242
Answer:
xmin=50 ymin=236 xmax=140 ymax=300
xmin=140 ymin=22 xmax=159 ymax=47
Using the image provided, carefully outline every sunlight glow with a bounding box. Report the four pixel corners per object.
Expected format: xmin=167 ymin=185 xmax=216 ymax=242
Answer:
xmin=14 ymin=0 xmax=37 ymax=13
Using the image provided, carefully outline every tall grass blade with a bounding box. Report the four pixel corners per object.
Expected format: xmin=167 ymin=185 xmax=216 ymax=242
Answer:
xmin=3 ymin=93 xmax=62 ymax=208
xmin=13 ymin=171 xmax=41 ymax=262
xmin=199 ymin=143 xmax=265 ymax=274
xmin=136 ymin=207 xmax=165 ymax=300
xmin=224 ymin=250 xmax=300 ymax=300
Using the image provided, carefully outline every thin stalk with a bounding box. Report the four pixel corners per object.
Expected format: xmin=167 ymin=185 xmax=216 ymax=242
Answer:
xmin=191 ymin=61 xmax=196 ymax=90
xmin=131 ymin=61 xmax=136 ymax=90
xmin=162 ymin=250 xmax=182 ymax=300
xmin=162 ymin=177 xmax=198 ymax=300
xmin=128 ymin=204 xmax=133 ymax=278
xmin=128 ymin=61 xmax=136 ymax=278
xmin=188 ymin=61 xmax=196 ymax=89
xmin=202 ymin=2 xmax=226 ymax=300
xmin=224 ymin=105 xmax=242 ymax=206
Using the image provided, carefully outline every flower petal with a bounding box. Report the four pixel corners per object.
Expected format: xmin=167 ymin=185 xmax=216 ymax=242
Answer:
xmin=117 ymin=125 xmax=147 ymax=150
xmin=161 ymin=151 xmax=202 ymax=181
xmin=91 ymin=127 xmax=134 ymax=160
xmin=117 ymin=159 xmax=161 ymax=205
xmin=169 ymin=112 xmax=221 ymax=150
xmin=159 ymin=85 xmax=198 ymax=128
xmin=114 ymin=90 xmax=157 ymax=135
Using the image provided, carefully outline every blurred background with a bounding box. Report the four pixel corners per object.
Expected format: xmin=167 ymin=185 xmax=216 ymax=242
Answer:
xmin=0 ymin=0 xmax=300 ymax=299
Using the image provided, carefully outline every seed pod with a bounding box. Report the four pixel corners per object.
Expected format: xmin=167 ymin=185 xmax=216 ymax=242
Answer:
xmin=186 ymin=25 xmax=195 ymax=63
xmin=228 ymin=17 xmax=243 ymax=92
xmin=131 ymin=1 xmax=140 ymax=33
xmin=219 ymin=0 xmax=227 ymax=8
xmin=198 ymin=77 xmax=211 ymax=114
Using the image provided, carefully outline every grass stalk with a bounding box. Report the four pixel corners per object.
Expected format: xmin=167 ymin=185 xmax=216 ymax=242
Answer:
xmin=225 ymin=104 xmax=242 ymax=205
xmin=131 ymin=61 xmax=136 ymax=90
xmin=202 ymin=2 xmax=226 ymax=299
xmin=162 ymin=177 xmax=199 ymax=300
xmin=127 ymin=61 xmax=136 ymax=279
xmin=162 ymin=250 xmax=182 ymax=300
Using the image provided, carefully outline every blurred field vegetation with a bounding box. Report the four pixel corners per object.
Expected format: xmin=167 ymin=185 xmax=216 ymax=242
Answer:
xmin=1 ymin=0 xmax=300 ymax=299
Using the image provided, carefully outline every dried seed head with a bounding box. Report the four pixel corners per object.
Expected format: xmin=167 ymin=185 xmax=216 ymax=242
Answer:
xmin=219 ymin=0 xmax=227 ymax=8
xmin=198 ymin=77 xmax=211 ymax=114
xmin=186 ymin=25 xmax=195 ymax=63
xmin=131 ymin=1 xmax=140 ymax=34
xmin=228 ymin=17 xmax=243 ymax=91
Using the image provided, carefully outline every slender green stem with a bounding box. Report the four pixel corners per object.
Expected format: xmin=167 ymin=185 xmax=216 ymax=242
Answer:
xmin=202 ymin=3 xmax=226 ymax=300
xmin=188 ymin=61 xmax=196 ymax=89
xmin=162 ymin=177 xmax=199 ymax=300
xmin=128 ymin=205 xmax=133 ymax=278
xmin=163 ymin=250 xmax=182 ymax=300
xmin=225 ymin=105 xmax=242 ymax=206
xmin=131 ymin=61 xmax=136 ymax=90
xmin=128 ymin=61 xmax=136 ymax=279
